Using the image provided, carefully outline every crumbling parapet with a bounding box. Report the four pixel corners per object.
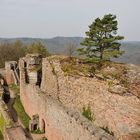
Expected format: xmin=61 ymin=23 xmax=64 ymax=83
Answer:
xmin=0 ymin=79 xmax=4 ymax=99
xmin=19 ymin=54 xmax=42 ymax=86
xmin=0 ymin=100 xmax=14 ymax=130
xmin=0 ymin=85 xmax=31 ymax=140
xmin=29 ymin=114 xmax=39 ymax=132
xmin=5 ymin=61 xmax=19 ymax=85
xmin=5 ymin=126 xmax=31 ymax=140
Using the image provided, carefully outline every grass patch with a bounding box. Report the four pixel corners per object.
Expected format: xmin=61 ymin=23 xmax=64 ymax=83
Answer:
xmin=61 ymin=58 xmax=94 ymax=77
xmin=0 ymin=131 xmax=4 ymax=140
xmin=50 ymin=62 xmax=56 ymax=75
xmin=99 ymin=62 xmax=129 ymax=87
xmin=13 ymin=96 xmax=30 ymax=129
xmin=29 ymin=65 xmax=42 ymax=72
xmin=82 ymin=104 xmax=95 ymax=121
xmin=9 ymin=84 xmax=30 ymax=129
xmin=31 ymin=128 xmax=44 ymax=134
xmin=9 ymin=84 xmax=20 ymax=95
xmin=40 ymin=137 xmax=48 ymax=140
xmin=0 ymin=114 xmax=6 ymax=133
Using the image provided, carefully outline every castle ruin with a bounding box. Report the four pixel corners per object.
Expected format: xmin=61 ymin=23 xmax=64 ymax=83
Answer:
xmin=0 ymin=53 xmax=140 ymax=140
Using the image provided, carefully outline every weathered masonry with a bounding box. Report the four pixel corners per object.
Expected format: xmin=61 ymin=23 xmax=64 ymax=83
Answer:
xmin=18 ymin=54 xmax=115 ymax=140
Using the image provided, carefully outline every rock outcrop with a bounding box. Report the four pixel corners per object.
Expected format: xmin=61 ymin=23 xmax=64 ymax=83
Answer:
xmin=3 ymin=54 xmax=140 ymax=140
xmin=41 ymin=56 xmax=140 ymax=140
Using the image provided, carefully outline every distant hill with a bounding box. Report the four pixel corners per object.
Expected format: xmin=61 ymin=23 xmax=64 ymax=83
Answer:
xmin=113 ymin=41 xmax=140 ymax=65
xmin=0 ymin=37 xmax=83 ymax=54
xmin=0 ymin=37 xmax=140 ymax=64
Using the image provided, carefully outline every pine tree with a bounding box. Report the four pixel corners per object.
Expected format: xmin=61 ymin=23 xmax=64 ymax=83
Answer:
xmin=78 ymin=14 xmax=124 ymax=62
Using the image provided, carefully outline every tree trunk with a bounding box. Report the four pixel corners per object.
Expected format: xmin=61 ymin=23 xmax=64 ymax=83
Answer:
xmin=100 ymin=48 xmax=103 ymax=60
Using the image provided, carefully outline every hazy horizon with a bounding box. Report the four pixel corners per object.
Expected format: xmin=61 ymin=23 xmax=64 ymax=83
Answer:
xmin=0 ymin=0 xmax=140 ymax=41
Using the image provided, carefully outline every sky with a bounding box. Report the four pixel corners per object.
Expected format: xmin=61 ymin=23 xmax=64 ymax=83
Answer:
xmin=0 ymin=0 xmax=140 ymax=41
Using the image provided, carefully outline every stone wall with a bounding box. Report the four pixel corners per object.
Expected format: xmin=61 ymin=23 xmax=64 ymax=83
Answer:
xmin=4 ymin=126 xmax=30 ymax=140
xmin=5 ymin=61 xmax=19 ymax=85
xmin=19 ymin=55 xmax=114 ymax=140
xmin=0 ymin=100 xmax=13 ymax=130
xmin=0 ymin=69 xmax=30 ymax=140
xmin=0 ymin=99 xmax=29 ymax=140
xmin=41 ymin=56 xmax=140 ymax=140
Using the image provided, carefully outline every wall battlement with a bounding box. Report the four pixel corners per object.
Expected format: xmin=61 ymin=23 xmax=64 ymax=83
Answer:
xmin=5 ymin=61 xmax=19 ymax=85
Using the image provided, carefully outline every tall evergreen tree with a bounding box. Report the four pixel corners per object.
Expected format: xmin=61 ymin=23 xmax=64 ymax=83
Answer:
xmin=78 ymin=14 xmax=124 ymax=61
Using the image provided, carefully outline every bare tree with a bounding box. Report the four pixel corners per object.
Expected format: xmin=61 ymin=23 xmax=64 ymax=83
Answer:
xmin=65 ymin=42 xmax=77 ymax=59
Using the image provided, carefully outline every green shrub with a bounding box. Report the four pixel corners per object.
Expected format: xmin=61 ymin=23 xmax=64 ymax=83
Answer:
xmin=107 ymin=80 xmax=114 ymax=88
xmin=9 ymin=84 xmax=20 ymax=95
xmin=0 ymin=114 xmax=6 ymax=133
xmin=31 ymin=128 xmax=44 ymax=134
xmin=0 ymin=131 xmax=4 ymax=140
xmin=40 ymin=137 xmax=48 ymax=140
xmin=82 ymin=104 xmax=94 ymax=121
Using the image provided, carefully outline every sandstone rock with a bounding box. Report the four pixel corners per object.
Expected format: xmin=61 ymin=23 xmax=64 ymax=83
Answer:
xmin=40 ymin=56 xmax=140 ymax=139
xmin=109 ymin=85 xmax=127 ymax=95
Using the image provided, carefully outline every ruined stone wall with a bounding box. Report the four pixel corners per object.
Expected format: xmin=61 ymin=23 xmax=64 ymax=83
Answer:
xmin=0 ymin=99 xmax=29 ymax=140
xmin=5 ymin=61 xmax=19 ymax=85
xmin=5 ymin=126 xmax=30 ymax=140
xmin=0 ymin=100 xmax=13 ymax=130
xmin=19 ymin=55 xmax=114 ymax=140
xmin=0 ymin=69 xmax=5 ymax=77
xmin=41 ymin=56 xmax=140 ymax=140
xmin=0 ymin=66 xmax=30 ymax=140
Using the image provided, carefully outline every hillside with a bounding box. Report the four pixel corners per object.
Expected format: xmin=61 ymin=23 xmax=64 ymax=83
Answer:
xmin=0 ymin=37 xmax=140 ymax=64
xmin=113 ymin=41 xmax=140 ymax=64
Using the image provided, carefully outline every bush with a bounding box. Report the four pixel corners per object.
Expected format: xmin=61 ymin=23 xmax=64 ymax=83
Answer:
xmin=0 ymin=41 xmax=49 ymax=68
xmin=9 ymin=84 xmax=20 ymax=95
xmin=0 ymin=114 xmax=6 ymax=133
xmin=0 ymin=41 xmax=26 ymax=68
xmin=82 ymin=104 xmax=94 ymax=121
xmin=31 ymin=128 xmax=44 ymax=134
xmin=107 ymin=80 xmax=114 ymax=88
xmin=0 ymin=131 xmax=4 ymax=140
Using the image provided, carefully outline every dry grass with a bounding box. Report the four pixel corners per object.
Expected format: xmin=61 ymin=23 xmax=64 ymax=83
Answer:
xmin=61 ymin=57 xmax=93 ymax=76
